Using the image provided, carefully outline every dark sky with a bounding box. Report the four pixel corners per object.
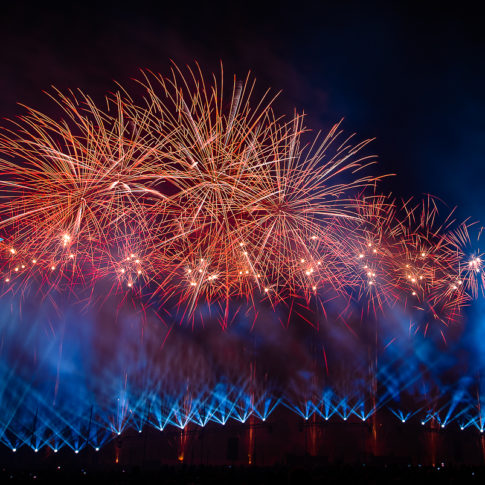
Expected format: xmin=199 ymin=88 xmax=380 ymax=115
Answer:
xmin=1 ymin=1 xmax=484 ymax=223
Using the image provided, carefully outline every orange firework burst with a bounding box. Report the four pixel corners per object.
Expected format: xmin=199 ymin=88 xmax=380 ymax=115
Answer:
xmin=340 ymin=195 xmax=481 ymax=333
xmin=129 ymin=65 xmax=379 ymax=312
xmin=343 ymin=194 xmax=404 ymax=313
xmin=0 ymin=63 xmax=481 ymax=329
xmin=0 ymin=88 xmax=161 ymax=289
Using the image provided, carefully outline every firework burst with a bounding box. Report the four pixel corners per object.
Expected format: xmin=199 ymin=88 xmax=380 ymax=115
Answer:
xmin=0 ymin=63 xmax=481 ymax=328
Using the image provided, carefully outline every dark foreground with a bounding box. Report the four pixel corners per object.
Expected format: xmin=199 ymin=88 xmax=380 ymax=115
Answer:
xmin=1 ymin=464 xmax=483 ymax=484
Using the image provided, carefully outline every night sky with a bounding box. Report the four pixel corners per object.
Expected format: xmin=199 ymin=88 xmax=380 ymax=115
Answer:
xmin=1 ymin=3 xmax=485 ymax=468
xmin=0 ymin=1 xmax=483 ymax=220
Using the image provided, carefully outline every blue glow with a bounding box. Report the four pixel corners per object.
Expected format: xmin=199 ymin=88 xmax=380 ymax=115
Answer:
xmin=1 ymin=283 xmax=485 ymax=453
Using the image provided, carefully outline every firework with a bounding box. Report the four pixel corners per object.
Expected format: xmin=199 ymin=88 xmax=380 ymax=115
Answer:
xmin=338 ymin=195 xmax=480 ymax=334
xmin=0 ymin=63 xmax=480 ymax=327
xmin=0 ymin=88 xmax=163 ymax=290
xmin=132 ymin=66 xmax=380 ymax=312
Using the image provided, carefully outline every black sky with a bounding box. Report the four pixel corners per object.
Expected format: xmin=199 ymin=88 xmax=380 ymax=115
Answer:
xmin=1 ymin=1 xmax=484 ymax=222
